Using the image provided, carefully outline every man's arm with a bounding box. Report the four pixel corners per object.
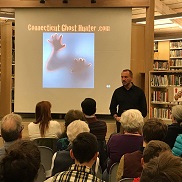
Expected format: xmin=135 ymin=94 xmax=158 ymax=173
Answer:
xmin=109 ymin=91 xmax=121 ymax=122
xmin=140 ymin=91 xmax=147 ymax=117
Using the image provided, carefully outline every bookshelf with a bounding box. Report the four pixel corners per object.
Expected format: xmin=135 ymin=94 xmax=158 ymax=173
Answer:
xmin=169 ymin=40 xmax=182 ymax=70
xmin=153 ymin=59 xmax=168 ymax=71
xmin=149 ymin=70 xmax=182 ymax=123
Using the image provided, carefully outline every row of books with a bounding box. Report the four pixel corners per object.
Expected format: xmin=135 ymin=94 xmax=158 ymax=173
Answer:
xmin=170 ymin=41 xmax=182 ymax=49
xmin=151 ymin=75 xmax=182 ymax=86
xmin=170 ymin=50 xmax=182 ymax=57
xmin=150 ymin=107 xmax=171 ymax=119
xmin=151 ymin=91 xmax=168 ymax=102
xmin=169 ymin=59 xmax=182 ymax=66
xmin=153 ymin=61 xmax=168 ymax=70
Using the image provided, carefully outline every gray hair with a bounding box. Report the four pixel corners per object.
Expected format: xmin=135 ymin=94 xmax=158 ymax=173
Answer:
xmin=119 ymin=109 xmax=144 ymax=133
xmin=1 ymin=113 xmax=23 ymax=142
xmin=67 ymin=120 xmax=90 ymax=142
xmin=172 ymin=105 xmax=182 ymax=123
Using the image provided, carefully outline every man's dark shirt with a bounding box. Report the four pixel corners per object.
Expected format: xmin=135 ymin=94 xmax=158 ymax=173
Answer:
xmin=109 ymin=84 xmax=147 ymax=117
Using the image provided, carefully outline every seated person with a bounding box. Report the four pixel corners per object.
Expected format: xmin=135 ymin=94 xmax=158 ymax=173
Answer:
xmin=81 ymin=98 xmax=107 ymax=171
xmin=0 ymin=140 xmax=41 ymax=182
xmin=116 ymin=118 xmax=168 ymax=180
xmin=140 ymin=151 xmax=182 ymax=182
xmin=28 ymin=101 xmax=62 ymax=140
xmin=51 ymin=119 xmax=90 ymax=176
xmin=45 ymin=132 xmax=102 ymax=182
xmin=172 ymin=134 xmax=182 ymax=157
xmin=0 ymin=113 xmax=24 ymax=156
xmin=164 ymin=104 xmax=182 ymax=149
xmin=107 ymin=109 xmax=144 ymax=172
xmin=103 ymin=109 xmax=144 ymax=182
xmin=57 ymin=109 xmax=86 ymax=151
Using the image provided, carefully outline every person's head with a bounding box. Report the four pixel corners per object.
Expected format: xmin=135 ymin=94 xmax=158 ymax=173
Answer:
xmin=67 ymin=120 xmax=90 ymax=143
xmin=171 ymin=105 xmax=182 ymax=125
xmin=143 ymin=118 xmax=168 ymax=144
xmin=64 ymin=109 xmax=86 ymax=128
xmin=34 ymin=101 xmax=52 ymax=137
xmin=119 ymin=109 xmax=144 ymax=134
xmin=81 ymin=98 xmax=96 ymax=116
xmin=121 ymin=69 xmax=133 ymax=87
xmin=140 ymin=151 xmax=182 ymax=182
xmin=143 ymin=140 xmax=171 ymax=163
xmin=70 ymin=132 xmax=98 ymax=166
xmin=1 ymin=113 xmax=23 ymax=142
xmin=0 ymin=140 xmax=41 ymax=182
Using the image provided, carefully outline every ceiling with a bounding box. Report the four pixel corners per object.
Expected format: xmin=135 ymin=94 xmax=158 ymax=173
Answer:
xmin=1 ymin=0 xmax=182 ymax=39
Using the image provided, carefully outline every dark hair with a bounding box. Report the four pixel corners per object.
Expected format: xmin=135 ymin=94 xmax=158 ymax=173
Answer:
xmin=34 ymin=101 xmax=52 ymax=137
xmin=143 ymin=140 xmax=171 ymax=163
xmin=122 ymin=69 xmax=133 ymax=78
xmin=72 ymin=132 xmax=98 ymax=164
xmin=81 ymin=98 xmax=96 ymax=116
xmin=143 ymin=118 xmax=168 ymax=143
xmin=140 ymin=151 xmax=182 ymax=182
xmin=0 ymin=140 xmax=41 ymax=182
xmin=1 ymin=114 xmax=23 ymax=142
xmin=59 ymin=110 xmax=86 ymax=138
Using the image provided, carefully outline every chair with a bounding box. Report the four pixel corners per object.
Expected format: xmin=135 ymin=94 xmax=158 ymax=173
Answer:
xmin=92 ymin=158 xmax=102 ymax=180
xmin=34 ymin=164 xmax=46 ymax=182
xmin=38 ymin=146 xmax=54 ymax=178
xmin=120 ymin=178 xmax=134 ymax=182
xmin=109 ymin=162 xmax=119 ymax=182
xmin=33 ymin=138 xmax=58 ymax=153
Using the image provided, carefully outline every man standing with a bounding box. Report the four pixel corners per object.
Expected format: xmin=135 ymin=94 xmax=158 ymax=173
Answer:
xmin=109 ymin=69 xmax=147 ymax=133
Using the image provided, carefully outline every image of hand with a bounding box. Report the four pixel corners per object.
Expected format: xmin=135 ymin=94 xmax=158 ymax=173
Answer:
xmin=43 ymin=32 xmax=94 ymax=88
xmin=48 ymin=34 xmax=66 ymax=52
xmin=70 ymin=58 xmax=92 ymax=73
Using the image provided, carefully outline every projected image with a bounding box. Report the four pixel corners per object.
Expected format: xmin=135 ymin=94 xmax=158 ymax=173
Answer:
xmin=43 ymin=33 xmax=94 ymax=88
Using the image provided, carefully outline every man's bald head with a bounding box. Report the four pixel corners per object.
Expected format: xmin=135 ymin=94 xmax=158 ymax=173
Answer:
xmin=1 ymin=114 xmax=23 ymax=142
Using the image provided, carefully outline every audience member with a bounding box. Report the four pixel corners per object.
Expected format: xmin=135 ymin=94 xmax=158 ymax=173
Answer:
xmin=0 ymin=113 xmax=23 ymax=156
xmin=0 ymin=140 xmax=41 ymax=182
xmin=143 ymin=118 xmax=168 ymax=146
xmin=57 ymin=109 xmax=86 ymax=150
xmin=51 ymin=120 xmax=90 ymax=176
xmin=172 ymin=134 xmax=182 ymax=156
xmin=164 ymin=104 xmax=182 ymax=148
xmin=140 ymin=151 xmax=182 ymax=182
xmin=102 ymin=109 xmax=144 ymax=182
xmin=81 ymin=98 xmax=107 ymax=171
xmin=28 ymin=101 xmax=62 ymax=140
xmin=46 ymin=132 xmax=102 ymax=182
xmin=117 ymin=118 xmax=168 ymax=180
xmin=142 ymin=140 xmax=171 ymax=164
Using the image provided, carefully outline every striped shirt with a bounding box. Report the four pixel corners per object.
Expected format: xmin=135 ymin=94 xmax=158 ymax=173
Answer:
xmin=53 ymin=164 xmax=103 ymax=182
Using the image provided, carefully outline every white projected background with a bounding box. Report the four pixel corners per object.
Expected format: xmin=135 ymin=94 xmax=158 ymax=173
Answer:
xmin=15 ymin=8 xmax=131 ymax=114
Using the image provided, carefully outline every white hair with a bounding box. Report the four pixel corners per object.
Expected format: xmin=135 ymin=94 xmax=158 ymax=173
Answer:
xmin=67 ymin=119 xmax=90 ymax=142
xmin=119 ymin=109 xmax=144 ymax=133
xmin=172 ymin=105 xmax=182 ymax=123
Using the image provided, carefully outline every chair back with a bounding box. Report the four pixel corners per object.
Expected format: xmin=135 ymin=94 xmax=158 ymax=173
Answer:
xmin=109 ymin=162 xmax=119 ymax=182
xmin=34 ymin=164 xmax=46 ymax=182
xmin=33 ymin=138 xmax=58 ymax=153
xmin=38 ymin=146 xmax=54 ymax=178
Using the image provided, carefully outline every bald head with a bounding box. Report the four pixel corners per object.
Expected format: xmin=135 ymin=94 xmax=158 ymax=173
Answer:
xmin=1 ymin=114 xmax=23 ymax=142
